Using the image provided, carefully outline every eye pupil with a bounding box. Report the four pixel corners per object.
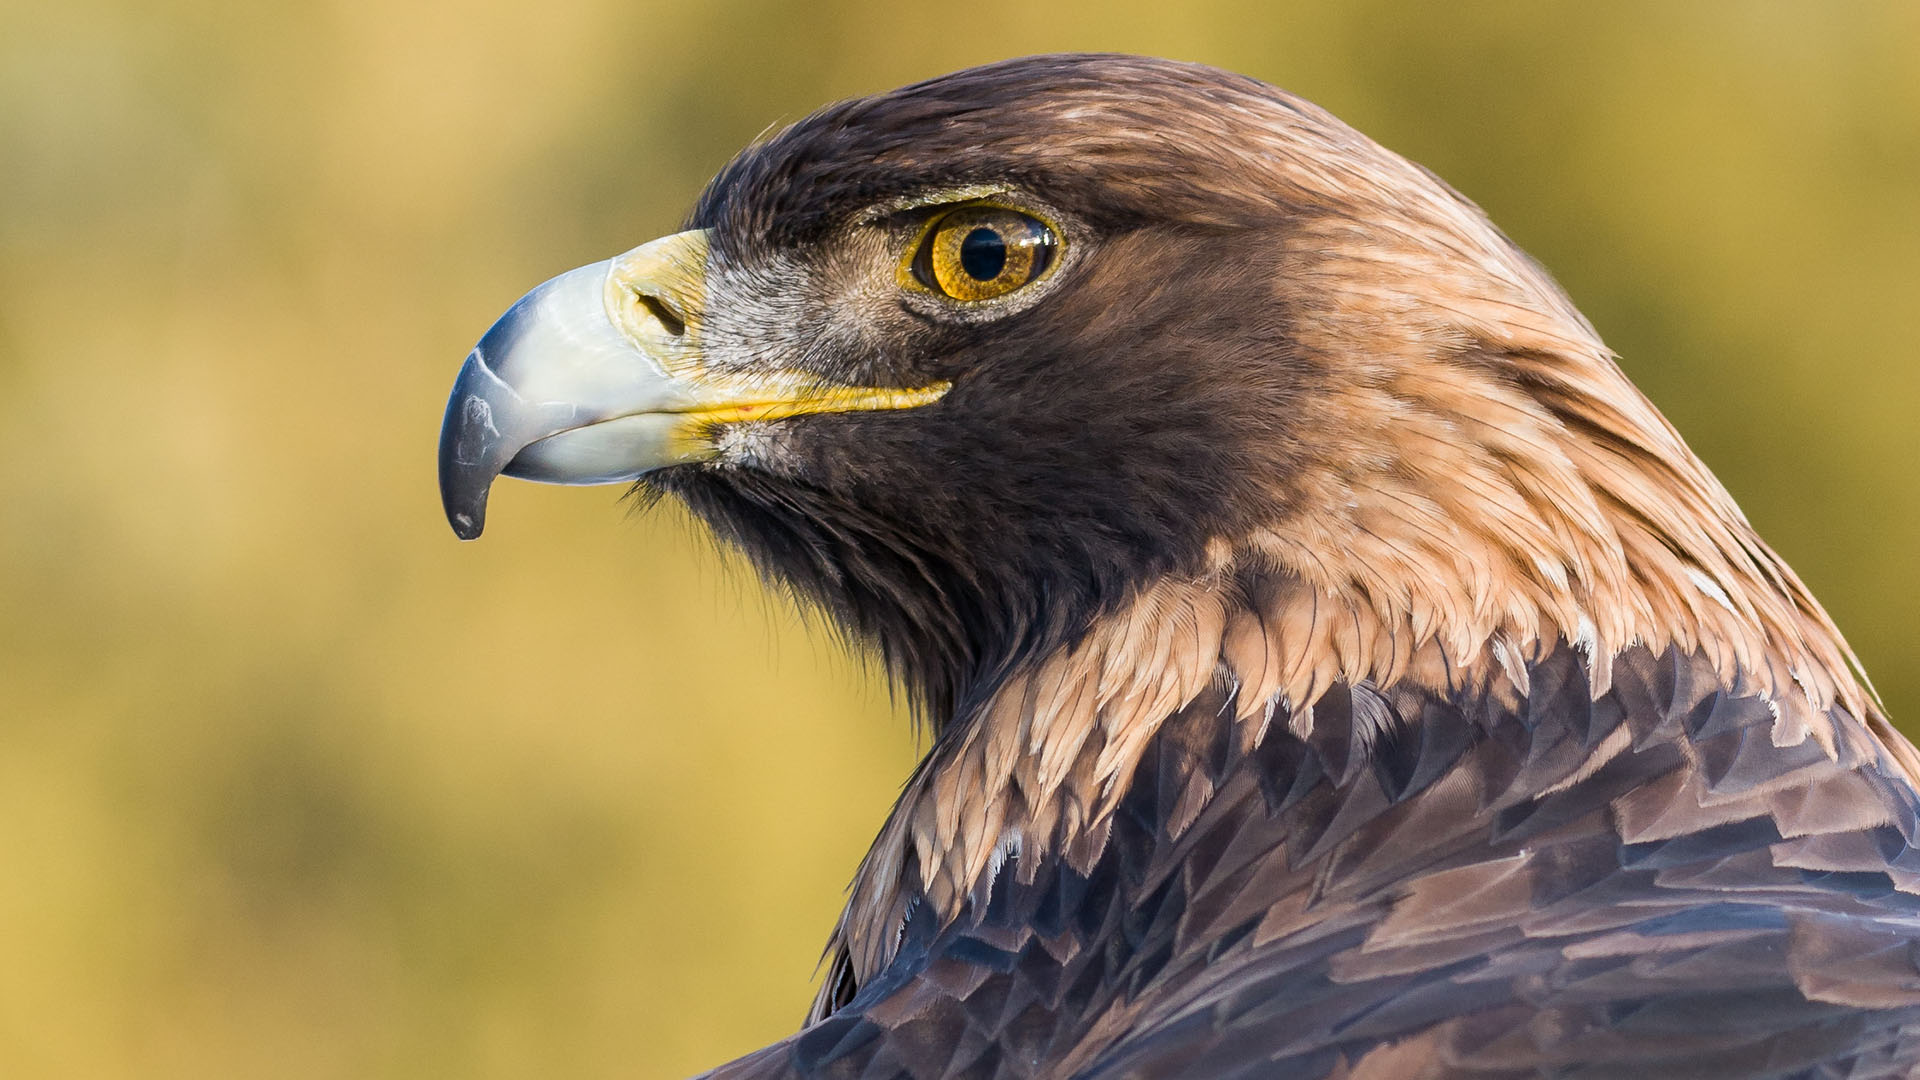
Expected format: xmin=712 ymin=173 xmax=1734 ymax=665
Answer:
xmin=958 ymin=227 xmax=1007 ymax=281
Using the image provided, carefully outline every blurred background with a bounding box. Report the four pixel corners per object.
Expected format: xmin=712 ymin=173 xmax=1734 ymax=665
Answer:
xmin=1 ymin=1 xmax=1916 ymax=1076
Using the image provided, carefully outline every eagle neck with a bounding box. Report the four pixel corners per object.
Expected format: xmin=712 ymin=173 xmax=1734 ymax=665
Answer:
xmin=818 ymin=542 xmax=1910 ymax=1018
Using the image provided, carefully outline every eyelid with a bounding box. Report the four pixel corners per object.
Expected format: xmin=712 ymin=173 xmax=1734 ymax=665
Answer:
xmin=860 ymin=185 xmax=1021 ymax=224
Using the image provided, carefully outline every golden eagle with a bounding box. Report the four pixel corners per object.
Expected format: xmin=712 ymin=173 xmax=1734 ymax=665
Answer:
xmin=438 ymin=55 xmax=1920 ymax=1079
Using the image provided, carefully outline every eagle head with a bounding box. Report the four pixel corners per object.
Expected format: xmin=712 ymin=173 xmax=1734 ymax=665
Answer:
xmin=438 ymin=54 xmax=1920 ymax=1042
xmin=451 ymin=55 xmax=1843 ymax=725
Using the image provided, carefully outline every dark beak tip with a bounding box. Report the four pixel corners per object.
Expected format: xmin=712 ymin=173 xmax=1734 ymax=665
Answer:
xmin=440 ymin=478 xmax=490 ymax=540
xmin=438 ymin=458 xmax=490 ymax=541
xmin=439 ymin=355 xmax=503 ymax=541
xmin=449 ymin=508 xmax=485 ymax=541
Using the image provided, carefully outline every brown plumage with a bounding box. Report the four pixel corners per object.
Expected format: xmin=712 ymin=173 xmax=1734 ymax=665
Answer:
xmin=439 ymin=55 xmax=1920 ymax=1079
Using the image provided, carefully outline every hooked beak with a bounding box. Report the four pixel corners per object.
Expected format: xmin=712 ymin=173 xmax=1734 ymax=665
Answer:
xmin=436 ymin=229 xmax=948 ymax=539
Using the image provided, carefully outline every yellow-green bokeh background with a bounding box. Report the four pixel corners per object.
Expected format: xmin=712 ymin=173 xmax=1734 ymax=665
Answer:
xmin=2 ymin=2 xmax=1916 ymax=1076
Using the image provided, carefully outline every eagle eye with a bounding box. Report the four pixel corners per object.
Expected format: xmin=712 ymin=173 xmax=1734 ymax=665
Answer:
xmin=906 ymin=206 xmax=1058 ymax=302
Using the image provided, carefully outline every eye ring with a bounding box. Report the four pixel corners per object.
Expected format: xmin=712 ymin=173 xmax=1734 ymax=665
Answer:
xmin=904 ymin=205 xmax=1060 ymax=302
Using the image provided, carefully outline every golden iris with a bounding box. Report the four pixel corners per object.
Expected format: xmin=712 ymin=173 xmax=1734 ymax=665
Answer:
xmin=909 ymin=206 xmax=1059 ymax=302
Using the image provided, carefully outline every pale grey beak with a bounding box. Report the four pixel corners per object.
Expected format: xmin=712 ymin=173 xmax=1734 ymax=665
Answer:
xmin=437 ymin=258 xmax=695 ymax=539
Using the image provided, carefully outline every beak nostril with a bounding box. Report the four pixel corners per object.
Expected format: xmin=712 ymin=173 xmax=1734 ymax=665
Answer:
xmin=636 ymin=292 xmax=687 ymax=337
